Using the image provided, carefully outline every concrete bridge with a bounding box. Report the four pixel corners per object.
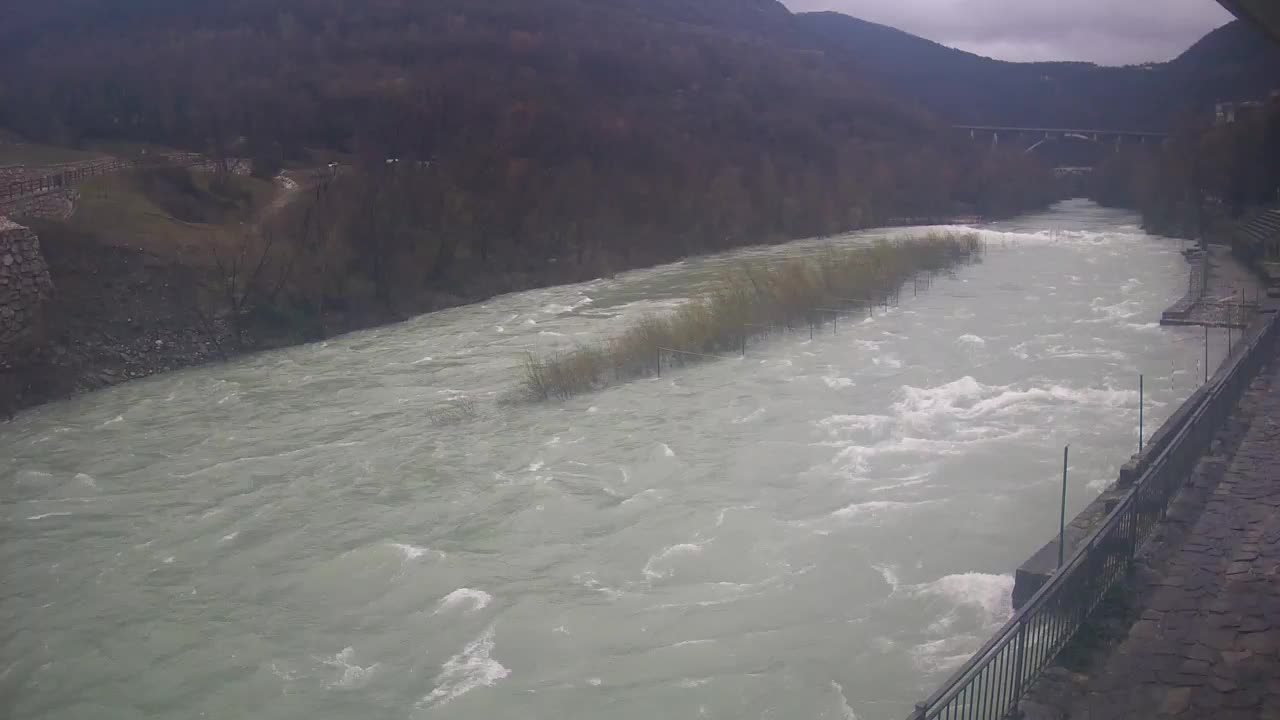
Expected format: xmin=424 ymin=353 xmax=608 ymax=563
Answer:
xmin=956 ymin=125 xmax=1170 ymax=151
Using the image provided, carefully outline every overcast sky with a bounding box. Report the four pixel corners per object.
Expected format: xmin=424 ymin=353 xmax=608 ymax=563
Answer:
xmin=781 ymin=0 xmax=1236 ymax=65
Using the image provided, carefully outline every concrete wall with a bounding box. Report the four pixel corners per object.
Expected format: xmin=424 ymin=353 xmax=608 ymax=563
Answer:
xmin=0 ymin=217 xmax=54 ymax=365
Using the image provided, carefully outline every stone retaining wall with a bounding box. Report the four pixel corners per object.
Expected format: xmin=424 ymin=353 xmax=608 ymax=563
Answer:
xmin=0 ymin=217 xmax=54 ymax=365
xmin=0 ymin=189 xmax=78 ymax=221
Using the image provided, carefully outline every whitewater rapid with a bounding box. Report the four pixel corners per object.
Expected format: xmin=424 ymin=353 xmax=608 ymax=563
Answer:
xmin=1 ymin=201 xmax=1227 ymax=719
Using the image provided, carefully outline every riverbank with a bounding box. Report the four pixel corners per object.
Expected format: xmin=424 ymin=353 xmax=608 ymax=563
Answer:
xmin=1 ymin=212 xmax=996 ymax=419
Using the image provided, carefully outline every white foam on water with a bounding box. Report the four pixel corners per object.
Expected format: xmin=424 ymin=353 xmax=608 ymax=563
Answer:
xmin=866 ymin=473 xmax=931 ymax=494
xmin=410 ymin=356 xmax=434 ymax=365
xmin=25 ymin=512 xmax=72 ymax=521
xmin=539 ymin=331 xmax=566 ymax=337
xmin=872 ymin=354 xmax=902 ymax=369
xmin=732 ymin=408 xmax=767 ymax=424
xmin=587 ymin=677 xmax=603 ymax=686
xmin=418 ymin=625 xmax=510 ymax=707
xmin=669 ymin=638 xmax=716 ymax=648
xmin=527 ymin=460 xmax=545 ymax=472
xmin=714 ymin=505 xmax=756 ymax=527
xmin=74 ymin=473 xmax=97 ymax=488
xmin=220 ymin=532 xmax=240 ymax=543
xmin=573 ymin=572 xmax=625 ymax=600
xmin=391 ymin=543 xmax=442 ymax=561
xmin=832 ymin=680 xmax=860 ymax=720
xmin=643 ymin=542 xmax=704 ymax=580
xmin=620 ymin=488 xmax=659 ymax=506
xmin=829 ymin=500 xmax=927 ymax=521
xmin=434 ymin=588 xmax=493 ymax=615
xmin=957 ymin=334 xmax=985 ymax=346
xmin=660 ymin=443 xmax=676 ymax=458
xmin=99 ymin=415 xmax=124 ymax=427
xmin=823 ymin=376 xmax=855 ymax=389
xmin=872 ymin=564 xmax=901 ymax=594
xmin=679 ymin=677 xmax=711 ymax=688
xmin=914 ymin=572 xmax=1014 ymax=629
xmin=321 ymin=647 xmax=380 ymax=690
xmin=910 ymin=635 xmax=978 ymax=674
xmin=817 ymin=414 xmax=892 ymax=435
xmin=896 ymin=376 xmax=1137 ymax=432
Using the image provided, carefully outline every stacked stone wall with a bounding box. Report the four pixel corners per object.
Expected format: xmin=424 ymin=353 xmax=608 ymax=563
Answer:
xmin=0 ymin=217 xmax=54 ymax=365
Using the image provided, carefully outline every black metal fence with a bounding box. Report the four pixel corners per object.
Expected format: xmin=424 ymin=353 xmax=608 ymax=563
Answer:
xmin=907 ymin=308 xmax=1280 ymax=720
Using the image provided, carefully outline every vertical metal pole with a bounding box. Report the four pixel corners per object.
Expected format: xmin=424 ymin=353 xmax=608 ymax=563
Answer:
xmin=1059 ymin=445 xmax=1069 ymax=569
xmin=1228 ymin=294 xmax=1233 ymax=355
xmin=1139 ymin=374 xmax=1144 ymax=454
xmin=1010 ymin=619 xmax=1028 ymax=716
xmin=1204 ymin=324 xmax=1209 ymax=383
xmin=656 ymin=348 xmax=661 ymax=377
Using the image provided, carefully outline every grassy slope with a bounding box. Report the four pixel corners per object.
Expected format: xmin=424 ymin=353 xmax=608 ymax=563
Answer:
xmin=0 ymin=142 xmax=106 ymax=166
xmin=65 ymin=171 xmax=276 ymax=264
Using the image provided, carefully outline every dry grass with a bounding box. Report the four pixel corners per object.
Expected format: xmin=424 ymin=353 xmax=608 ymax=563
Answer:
xmin=520 ymin=231 xmax=983 ymax=401
xmin=65 ymin=171 xmax=277 ymax=264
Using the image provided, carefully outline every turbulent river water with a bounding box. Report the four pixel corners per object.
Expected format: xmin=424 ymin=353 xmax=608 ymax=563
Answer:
xmin=1 ymin=200 xmax=1233 ymax=720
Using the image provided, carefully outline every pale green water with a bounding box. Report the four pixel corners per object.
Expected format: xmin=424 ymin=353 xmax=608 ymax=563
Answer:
xmin=1 ymin=200 xmax=1228 ymax=719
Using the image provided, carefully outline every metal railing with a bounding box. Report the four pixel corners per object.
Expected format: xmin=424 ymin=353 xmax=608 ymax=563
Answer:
xmin=907 ymin=308 xmax=1280 ymax=720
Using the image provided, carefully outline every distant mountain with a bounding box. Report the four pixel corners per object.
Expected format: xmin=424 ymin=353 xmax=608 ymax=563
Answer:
xmin=795 ymin=13 xmax=1280 ymax=131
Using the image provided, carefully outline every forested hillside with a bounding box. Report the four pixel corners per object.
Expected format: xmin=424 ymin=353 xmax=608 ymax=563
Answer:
xmin=1089 ymin=100 xmax=1280 ymax=239
xmin=1 ymin=0 xmax=1051 ymax=322
xmin=796 ymin=14 xmax=1280 ymax=130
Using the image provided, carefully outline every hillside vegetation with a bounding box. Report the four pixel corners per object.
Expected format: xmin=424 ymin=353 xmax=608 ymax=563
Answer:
xmin=0 ymin=0 xmax=1052 ymax=328
xmin=797 ymin=15 xmax=1280 ymax=131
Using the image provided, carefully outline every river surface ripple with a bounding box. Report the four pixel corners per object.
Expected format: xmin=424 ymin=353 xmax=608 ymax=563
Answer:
xmin=2 ymin=200 xmax=1226 ymax=719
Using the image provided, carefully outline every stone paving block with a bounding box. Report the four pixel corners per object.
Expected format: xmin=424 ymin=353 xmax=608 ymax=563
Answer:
xmin=1062 ymin=357 xmax=1280 ymax=719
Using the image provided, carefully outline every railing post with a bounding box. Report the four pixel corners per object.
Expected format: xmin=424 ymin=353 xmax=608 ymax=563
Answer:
xmin=1009 ymin=619 xmax=1028 ymax=718
xmin=911 ymin=701 xmax=927 ymax=720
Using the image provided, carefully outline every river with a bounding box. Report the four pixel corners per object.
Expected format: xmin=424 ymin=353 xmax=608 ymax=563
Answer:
xmin=1 ymin=200 xmax=1231 ymax=719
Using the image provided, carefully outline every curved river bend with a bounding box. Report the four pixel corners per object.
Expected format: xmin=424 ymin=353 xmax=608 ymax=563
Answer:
xmin=2 ymin=201 xmax=1226 ymax=719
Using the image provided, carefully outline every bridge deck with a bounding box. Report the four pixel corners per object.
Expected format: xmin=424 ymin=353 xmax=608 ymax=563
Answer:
xmin=955 ymin=125 xmax=1169 ymax=138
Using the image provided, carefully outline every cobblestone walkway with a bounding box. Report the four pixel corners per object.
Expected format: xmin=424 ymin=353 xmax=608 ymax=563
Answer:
xmin=1068 ymin=359 xmax=1280 ymax=719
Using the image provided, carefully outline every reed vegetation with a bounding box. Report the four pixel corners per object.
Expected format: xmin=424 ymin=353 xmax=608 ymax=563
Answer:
xmin=521 ymin=231 xmax=983 ymax=400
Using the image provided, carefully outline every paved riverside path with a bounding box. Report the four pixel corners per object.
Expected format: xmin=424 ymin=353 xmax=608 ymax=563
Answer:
xmin=1060 ymin=354 xmax=1280 ymax=719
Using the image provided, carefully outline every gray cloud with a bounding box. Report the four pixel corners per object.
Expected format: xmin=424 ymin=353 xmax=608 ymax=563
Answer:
xmin=781 ymin=0 xmax=1235 ymax=65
